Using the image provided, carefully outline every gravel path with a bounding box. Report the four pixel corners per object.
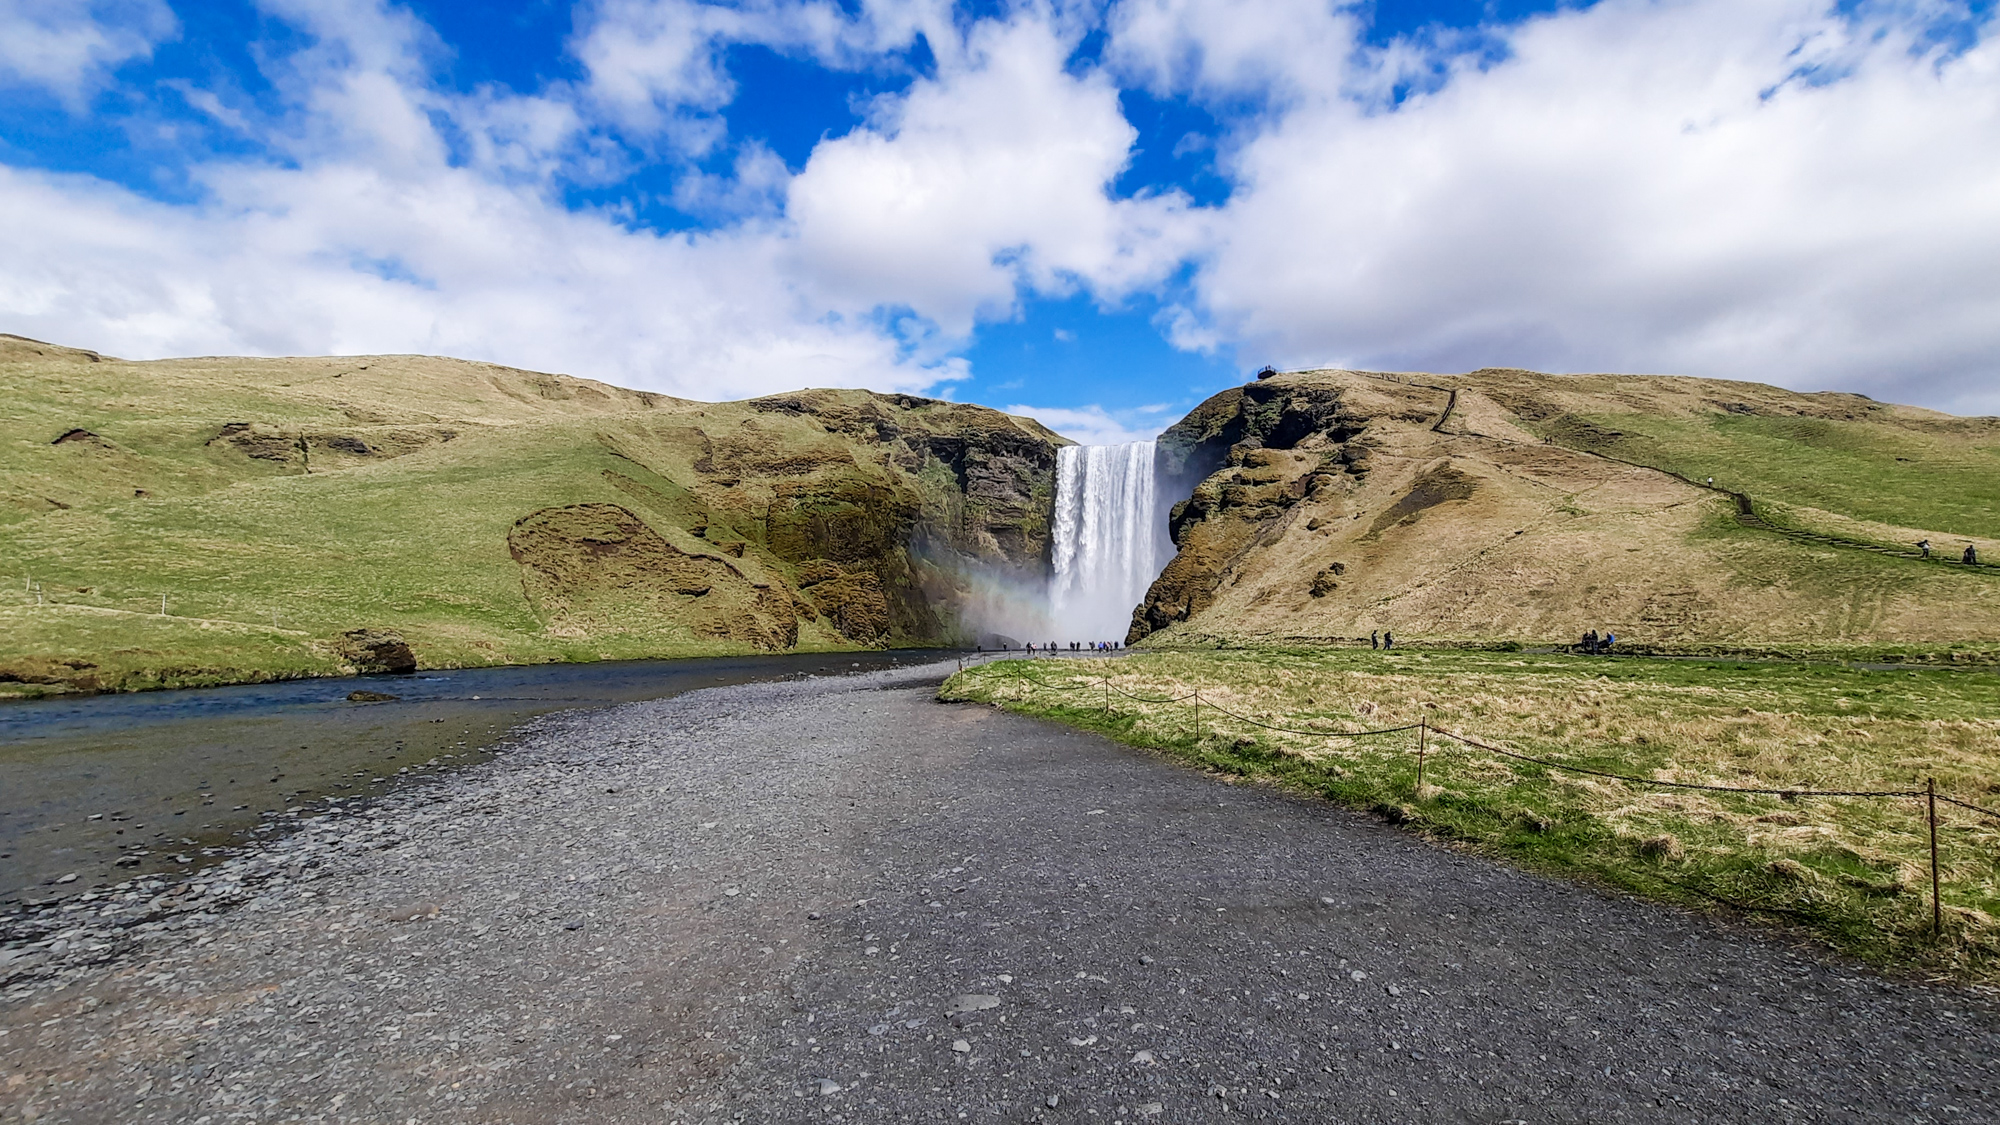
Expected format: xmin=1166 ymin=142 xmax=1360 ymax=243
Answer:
xmin=3 ymin=659 xmax=1996 ymax=1124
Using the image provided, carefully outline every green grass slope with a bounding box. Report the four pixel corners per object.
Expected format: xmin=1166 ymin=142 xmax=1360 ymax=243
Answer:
xmin=1131 ymin=368 xmax=2000 ymax=653
xmin=1475 ymin=369 xmax=2000 ymax=548
xmin=0 ymin=335 xmax=1064 ymax=696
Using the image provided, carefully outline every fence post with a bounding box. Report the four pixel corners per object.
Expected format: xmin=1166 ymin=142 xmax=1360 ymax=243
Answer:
xmin=1417 ymin=719 xmax=1428 ymax=793
xmin=1102 ymin=676 xmax=1108 ymax=716
xmin=1193 ymin=692 xmax=1201 ymax=742
xmin=1928 ymin=776 xmax=1942 ymax=939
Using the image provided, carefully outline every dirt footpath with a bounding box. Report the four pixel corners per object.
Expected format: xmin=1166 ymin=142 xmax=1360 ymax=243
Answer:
xmin=3 ymin=660 xmax=1995 ymax=1124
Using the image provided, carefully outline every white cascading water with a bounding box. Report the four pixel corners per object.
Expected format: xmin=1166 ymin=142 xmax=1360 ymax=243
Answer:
xmin=1048 ymin=442 xmax=1173 ymax=643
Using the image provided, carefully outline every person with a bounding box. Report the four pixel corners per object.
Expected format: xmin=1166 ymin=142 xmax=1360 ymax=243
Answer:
xmin=1706 ymin=476 xmax=1714 ymax=488
xmin=1370 ymin=630 xmax=1380 ymax=650
xmin=1919 ymin=539 xmax=1932 ymax=558
xmin=1582 ymin=629 xmax=1598 ymax=654
xmin=1967 ymin=544 xmax=1981 ymax=566
xmin=1383 ymin=630 xmax=1395 ymax=650
xmin=1602 ymin=632 xmax=1616 ymax=653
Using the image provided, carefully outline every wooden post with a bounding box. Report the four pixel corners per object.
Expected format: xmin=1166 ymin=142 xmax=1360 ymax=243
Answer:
xmin=1102 ymin=676 xmax=1108 ymax=715
xmin=1417 ymin=719 xmax=1428 ymax=793
xmin=1192 ymin=692 xmax=1201 ymax=742
xmin=1928 ymin=777 xmax=1943 ymax=939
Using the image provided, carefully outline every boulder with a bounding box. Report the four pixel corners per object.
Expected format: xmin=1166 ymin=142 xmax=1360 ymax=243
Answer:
xmin=340 ymin=630 xmax=417 ymax=674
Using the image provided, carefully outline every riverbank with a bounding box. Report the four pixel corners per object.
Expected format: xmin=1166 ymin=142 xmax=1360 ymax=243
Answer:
xmin=943 ymin=648 xmax=2000 ymax=983
xmin=0 ymin=602 xmax=936 ymax=700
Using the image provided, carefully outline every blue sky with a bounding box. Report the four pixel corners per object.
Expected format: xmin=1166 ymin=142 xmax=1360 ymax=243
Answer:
xmin=3 ymin=0 xmax=1998 ymax=442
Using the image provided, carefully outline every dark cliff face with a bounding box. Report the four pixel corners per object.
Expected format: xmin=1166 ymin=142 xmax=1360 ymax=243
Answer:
xmin=1132 ymin=377 xmax=1378 ymax=643
xmin=1155 ymin=379 xmax=1364 ymax=499
xmin=723 ymin=390 xmax=1064 ymax=645
xmin=507 ymin=389 xmax=1066 ymax=652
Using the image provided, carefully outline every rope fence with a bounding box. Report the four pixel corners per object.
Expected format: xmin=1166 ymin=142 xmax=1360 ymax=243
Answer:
xmin=958 ymin=654 xmax=2000 ymax=939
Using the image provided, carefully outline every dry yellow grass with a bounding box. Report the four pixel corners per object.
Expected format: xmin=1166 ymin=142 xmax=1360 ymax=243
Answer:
xmin=1141 ymin=368 xmax=2000 ymax=652
xmin=947 ymin=648 xmax=2000 ymax=981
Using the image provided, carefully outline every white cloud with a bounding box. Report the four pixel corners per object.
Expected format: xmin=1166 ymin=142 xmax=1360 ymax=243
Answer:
xmin=572 ymin=0 xmax=759 ymax=145
xmin=1005 ymin=403 xmax=1166 ymax=444
xmin=1126 ymin=0 xmax=2000 ymax=414
xmin=0 ymin=159 xmax=958 ymax=397
xmin=0 ymin=0 xmax=967 ymax=400
xmin=569 ymin=0 xmax=959 ymax=146
xmin=0 ymin=0 xmax=176 ymax=106
xmin=0 ymin=1 xmax=1198 ymax=404
xmin=1107 ymin=0 xmax=1363 ymax=106
xmin=788 ymin=14 xmax=1195 ymax=338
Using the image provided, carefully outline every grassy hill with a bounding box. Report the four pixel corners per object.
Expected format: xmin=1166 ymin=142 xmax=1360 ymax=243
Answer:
xmin=0 ymin=335 xmax=1065 ymax=696
xmin=1133 ymin=368 xmax=2000 ymax=656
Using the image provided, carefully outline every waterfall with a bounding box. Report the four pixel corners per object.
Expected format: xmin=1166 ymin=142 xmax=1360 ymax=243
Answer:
xmin=1049 ymin=442 xmax=1173 ymax=643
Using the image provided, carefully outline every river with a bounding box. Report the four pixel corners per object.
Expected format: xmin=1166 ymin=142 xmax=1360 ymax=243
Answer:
xmin=0 ymin=650 xmax=939 ymax=909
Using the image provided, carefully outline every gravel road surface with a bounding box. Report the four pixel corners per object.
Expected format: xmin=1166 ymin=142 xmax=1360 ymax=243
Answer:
xmin=4 ymin=658 xmax=1995 ymax=1123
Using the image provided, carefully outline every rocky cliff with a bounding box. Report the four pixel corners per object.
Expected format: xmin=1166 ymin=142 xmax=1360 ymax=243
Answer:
xmin=1129 ymin=368 xmax=2000 ymax=652
xmin=0 ymin=336 xmax=1063 ymax=693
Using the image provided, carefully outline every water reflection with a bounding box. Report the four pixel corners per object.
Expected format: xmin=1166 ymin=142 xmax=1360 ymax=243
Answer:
xmin=1 ymin=651 xmax=939 ymax=906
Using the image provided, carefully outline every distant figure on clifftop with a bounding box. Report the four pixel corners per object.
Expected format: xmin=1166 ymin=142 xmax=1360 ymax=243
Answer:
xmin=1968 ymin=544 xmax=1981 ymax=565
xmin=1383 ymin=631 xmax=1395 ymax=650
xmin=1370 ymin=630 xmax=1380 ymax=650
xmin=1919 ymin=539 xmax=1932 ymax=558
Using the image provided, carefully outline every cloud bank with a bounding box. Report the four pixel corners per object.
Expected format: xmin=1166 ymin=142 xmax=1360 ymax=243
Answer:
xmin=1128 ymin=0 xmax=2000 ymax=414
xmin=3 ymin=0 xmax=1998 ymax=424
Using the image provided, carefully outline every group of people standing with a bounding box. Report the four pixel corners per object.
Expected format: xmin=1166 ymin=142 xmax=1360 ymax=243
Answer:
xmin=1010 ymin=640 xmax=1122 ymax=653
xmin=1578 ymin=629 xmax=1616 ymax=654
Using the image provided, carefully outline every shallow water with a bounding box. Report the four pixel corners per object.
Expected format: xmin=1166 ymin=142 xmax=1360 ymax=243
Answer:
xmin=0 ymin=651 xmax=938 ymax=905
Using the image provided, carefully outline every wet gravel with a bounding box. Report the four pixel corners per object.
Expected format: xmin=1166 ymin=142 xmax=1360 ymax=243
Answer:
xmin=3 ymin=658 xmax=1996 ymax=1123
